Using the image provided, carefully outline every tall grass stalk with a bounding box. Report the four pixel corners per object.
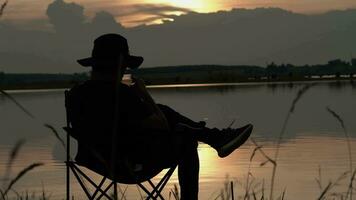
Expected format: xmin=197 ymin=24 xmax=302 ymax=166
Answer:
xmin=44 ymin=124 xmax=65 ymax=149
xmin=0 ymin=89 xmax=66 ymax=149
xmin=0 ymin=91 xmax=45 ymax=199
xmin=326 ymin=106 xmax=354 ymax=199
xmin=270 ymin=83 xmax=315 ymax=200
xmin=315 ymin=165 xmax=323 ymax=192
xmin=318 ymin=182 xmax=332 ymax=200
xmin=246 ymin=140 xmax=269 ymax=200
xmin=244 ymin=145 xmax=258 ymax=199
xmin=3 ymin=163 xmax=44 ymax=197
xmin=169 ymin=184 xmax=179 ymax=200
xmin=2 ymin=139 xmax=26 ymax=188
xmin=0 ymin=90 xmax=35 ymax=119
xmin=0 ymin=0 xmax=8 ymax=18
xmin=317 ymin=170 xmax=349 ymax=200
xmin=136 ymin=185 xmax=144 ymax=200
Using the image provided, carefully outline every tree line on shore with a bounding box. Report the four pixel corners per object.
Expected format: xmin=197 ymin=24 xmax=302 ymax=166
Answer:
xmin=131 ymin=59 xmax=356 ymax=84
xmin=0 ymin=58 xmax=356 ymax=89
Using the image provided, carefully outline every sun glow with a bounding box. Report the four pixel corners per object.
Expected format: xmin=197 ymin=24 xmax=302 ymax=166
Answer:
xmin=151 ymin=0 xmax=218 ymax=13
xmin=168 ymin=0 xmax=204 ymax=11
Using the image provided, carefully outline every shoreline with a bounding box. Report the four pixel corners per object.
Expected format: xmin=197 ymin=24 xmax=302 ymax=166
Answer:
xmin=1 ymin=78 xmax=354 ymax=93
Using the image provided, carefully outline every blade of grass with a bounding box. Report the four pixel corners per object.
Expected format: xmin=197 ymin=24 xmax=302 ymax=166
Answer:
xmin=136 ymin=185 xmax=144 ymax=200
xmin=8 ymin=140 xmax=25 ymax=165
xmin=2 ymin=139 xmax=26 ymax=188
xmin=252 ymin=189 xmax=257 ymax=200
xmin=44 ymin=124 xmax=65 ymax=148
xmin=3 ymin=163 xmax=44 ymax=196
xmin=0 ymin=189 xmax=5 ymax=200
xmin=261 ymin=179 xmax=265 ymax=200
xmin=317 ymin=171 xmax=349 ymax=199
xmin=0 ymin=0 xmax=8 ymax=18
xmin=173 ymin=184 xmax=180 ymax=200
xmin=346 ymin=169 xmax=356 ymax=200
xmin=119 ymin=185 xmax=128 ymax=200
xmin=250 ymin=139 xmax=276 ymax=166
xmin=281 ymin=188 xmax=286 ymax=200
xmin=326 ymin=106 xmax=353 ymax=199
xmin=271 ymin=83 xmax=316 ymax=200
xmin=318 ymin=182 xmax=332 ymax=200
xmin=1 ymin=89 xmax=67 ymax=153
xmin=0 ymin=90 xmax=35 ymax=119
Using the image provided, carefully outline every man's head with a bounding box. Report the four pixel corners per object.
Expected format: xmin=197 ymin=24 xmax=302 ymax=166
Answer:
xmin=77 ymin=34 xmax=143 ymax=76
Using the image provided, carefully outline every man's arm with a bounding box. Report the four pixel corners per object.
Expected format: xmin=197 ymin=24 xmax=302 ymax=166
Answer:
xmin=130 ymin=77 xmax=170 ymax=131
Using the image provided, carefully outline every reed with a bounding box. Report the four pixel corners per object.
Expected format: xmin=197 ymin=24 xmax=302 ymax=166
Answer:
xmin=0 ymin=91 xmax=45 ymax=199
xmin=317 ymin=170 xmax=349 ymax=200
xmin=2 ymin=139 xmax=26 ymax=188
xmin=169 ymin=184 xmax=179 ymax=200
xmin=241 ymin=83 xmax=316 ymax=200
xmin=0 ymin=90 xmax=35 ymax=119
xmin=270 ymin=83 xmax=316 ymax=200
xmin=1 ymin=141 xmax=44 ymax=199
xmin=44 ymin=124 xmax=65 ymax=149
xmin=0 ymin=0 xmax=8 ymax=18
xmin=0 ymin=89 xmax=66 ymax=152
xmin=326 ymin=106 xmax=354 ymax=199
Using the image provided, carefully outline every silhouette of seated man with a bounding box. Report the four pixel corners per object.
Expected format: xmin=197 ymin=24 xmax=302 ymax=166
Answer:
xmin=67 ymin=33 xmax=253 ymax=200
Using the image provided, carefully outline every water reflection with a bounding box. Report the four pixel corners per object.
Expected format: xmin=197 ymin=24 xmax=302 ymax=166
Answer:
xmin=0 ymin=81 xmax=356 ymax=199
xmin=149 ymin=80 xmax=356 ymax=96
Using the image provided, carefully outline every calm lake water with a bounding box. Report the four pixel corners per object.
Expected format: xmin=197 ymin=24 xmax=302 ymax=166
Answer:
xmin=1 ymin=81 xmax=356 ymax=199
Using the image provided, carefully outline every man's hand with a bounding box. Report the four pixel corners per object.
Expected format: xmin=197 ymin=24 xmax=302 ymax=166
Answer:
xmin=130 ymin=76 xmax=150 ymax=103
xmin=131 ymin=76 xmax=146 ymax=92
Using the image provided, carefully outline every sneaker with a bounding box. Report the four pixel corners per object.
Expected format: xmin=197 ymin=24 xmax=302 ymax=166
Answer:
xmin=212 ymin=124 xmax=253 ymax=158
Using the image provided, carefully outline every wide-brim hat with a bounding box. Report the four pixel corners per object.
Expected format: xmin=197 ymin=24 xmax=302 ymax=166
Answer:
xmin=77 ymin=34 xmax=143 ymax=69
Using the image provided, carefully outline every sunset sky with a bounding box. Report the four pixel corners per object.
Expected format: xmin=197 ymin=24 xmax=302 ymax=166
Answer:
xmin=1 ymin=0 xmax=356 ymax=73
xmin=2 ymin=0 xmax=356 ymax=27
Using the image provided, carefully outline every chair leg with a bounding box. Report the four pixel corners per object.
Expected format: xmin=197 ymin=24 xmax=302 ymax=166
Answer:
xmin=150 ymin=167 xmax=176 ymax=200
xmin=113 ymin=182 xmax=118 ymax=200
xmin=140 ymin=166 xmax=177 ymax=200
xmin=68 ymin=163 xmax=177 ymax=200
xmin=70 ymin=165 xmax=92 ymax=199
xmin=138 ymin=182 xmax=151 ymax=196
xmin=90 ymin=177 xmax=107 ymax=200
xmin=72 ymin=165 xmax=113 ymax=200
xmin=155 ymin=167 xmax=176 ymax=199
xmin=96 ymin=182 xmax=114 ymax=200
xmin=137 ymin=183 xmax=158 ymax=200
xmin=66 ymin=162 xmax=70 ymax=200
xmin=147 ymin=180 xmax=164 ymax=200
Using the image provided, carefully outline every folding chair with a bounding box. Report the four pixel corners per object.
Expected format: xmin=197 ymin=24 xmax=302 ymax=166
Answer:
xmin=64 ymin=90 xmax=177 ymax=200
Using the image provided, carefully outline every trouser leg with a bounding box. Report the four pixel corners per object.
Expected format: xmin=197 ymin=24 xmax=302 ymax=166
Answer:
xmin=157 ymin=104 xmax=205 ymax=129
xmin=177 ymin=136 xmax=199 ymax=200
xmin=157 ymin=103 xmax=217 ymax=145
xmin=156 ymin=104 xmax=201 ymax=199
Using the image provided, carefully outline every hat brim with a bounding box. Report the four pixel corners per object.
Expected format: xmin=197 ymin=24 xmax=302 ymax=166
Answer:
xmin=77 ymin=55 xmax=143 ymax=69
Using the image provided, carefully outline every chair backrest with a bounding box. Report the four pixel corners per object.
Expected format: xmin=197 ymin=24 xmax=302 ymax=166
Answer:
xmin=63 ymin=89 xmax=166 ymax=184
xmin=64 ymin=89 xmax=81 ymax=140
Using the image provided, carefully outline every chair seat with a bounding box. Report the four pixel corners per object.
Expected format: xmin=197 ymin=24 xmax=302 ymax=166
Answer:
xmin=74 ymin=155 xmax=166 ymax=184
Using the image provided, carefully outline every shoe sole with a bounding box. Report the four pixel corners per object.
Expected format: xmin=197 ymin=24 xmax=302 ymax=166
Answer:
xmin=217 ymin=124 xmax=253 ymax=158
